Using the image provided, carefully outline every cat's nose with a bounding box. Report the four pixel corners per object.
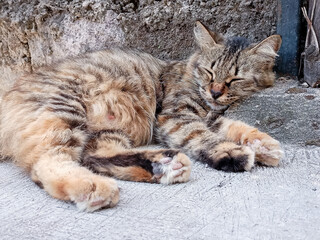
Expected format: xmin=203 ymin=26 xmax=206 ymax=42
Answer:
xmin=211 ymin=89 xmax=223 ymax=99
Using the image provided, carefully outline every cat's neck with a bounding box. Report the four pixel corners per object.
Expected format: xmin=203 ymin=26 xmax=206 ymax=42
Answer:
xmin=159 ymin=57 xmax=199 ymax=93
xmin=157 ymin=57 xmax=212 ymax=116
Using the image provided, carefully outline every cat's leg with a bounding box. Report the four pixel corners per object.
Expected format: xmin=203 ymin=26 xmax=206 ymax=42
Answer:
xmin=82 ymin=130 xmax=191 ymax=184
xmin=32 ymin=154 xmax=119 ymax=212
xmin=10 ymin=116 xmax=119 ymax=212
xmin=216 ymin=117 xmax=283 ymax=166
xmin=156 ymin=113 xmax=255 ymax=172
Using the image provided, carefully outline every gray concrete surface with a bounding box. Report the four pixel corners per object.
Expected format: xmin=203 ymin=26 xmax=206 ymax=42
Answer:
xmin=226 ymin=78 xmax=320 ymax=146
xmin=1 ymin=79 xmax=320 ymax=240
xmin=1 ymin=145 xmax=319 ymax=240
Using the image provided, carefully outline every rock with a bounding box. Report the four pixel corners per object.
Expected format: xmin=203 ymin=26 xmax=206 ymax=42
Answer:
xmin=305 ymin=95 xmax=316 ymax=100
xmin=285 ymin=87 xmax=307 ymax=94
xmin=305 ymin=139 xmax=320 ymax=147
xmin=300 ymin=82 xmax=310 ymax=88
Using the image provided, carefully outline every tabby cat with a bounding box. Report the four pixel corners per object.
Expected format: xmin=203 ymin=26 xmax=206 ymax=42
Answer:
xmin=0 ymin=22 xmax=283 ymax=212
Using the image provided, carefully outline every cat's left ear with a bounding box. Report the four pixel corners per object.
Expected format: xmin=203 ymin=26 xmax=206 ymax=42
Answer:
xmin=193 ymin=21 xmax=224 ymax=49
xmin=250 ymin=35 xmax=282 ymax=58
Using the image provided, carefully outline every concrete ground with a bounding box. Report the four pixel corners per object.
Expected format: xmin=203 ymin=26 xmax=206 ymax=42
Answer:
xmin=1 ymin=79 xmax=320 ymax=240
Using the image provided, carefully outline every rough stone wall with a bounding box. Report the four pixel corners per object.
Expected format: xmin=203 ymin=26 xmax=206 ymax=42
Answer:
xmin=0 ymin=0 xmax=278 ymax=93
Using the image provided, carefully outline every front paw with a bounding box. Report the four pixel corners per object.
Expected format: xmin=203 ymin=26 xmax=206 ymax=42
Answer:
xmin=151 ymin=151 xmax=191 ymax=184
xmin=211 ymin=142 xmax=255 ymax=172
xmin=244 ymin=131 xmax=283 ymax=166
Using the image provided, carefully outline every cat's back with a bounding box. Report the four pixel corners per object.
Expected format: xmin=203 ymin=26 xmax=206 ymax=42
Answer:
xmin=9 ymin=48 xmax=163 ymax=91
xmin=53 ymin=48 xmax=165 ymax=82
xmin=3 ymin=48 xmax=166 ymax=109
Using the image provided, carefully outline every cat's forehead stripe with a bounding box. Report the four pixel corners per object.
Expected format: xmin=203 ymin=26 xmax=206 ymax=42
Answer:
xmin=226 ymin=37 xmax=250 ymax=54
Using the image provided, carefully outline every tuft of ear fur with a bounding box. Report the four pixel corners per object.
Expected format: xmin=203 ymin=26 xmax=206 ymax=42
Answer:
xmin=250 ymin=35 xmax=282 ymax=58
xmin=193 ymin=21 xmax=224 ymax=49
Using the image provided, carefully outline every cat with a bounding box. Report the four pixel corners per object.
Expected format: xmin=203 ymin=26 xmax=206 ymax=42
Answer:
xmin=0 ymin=21 xmax=283 ymax=212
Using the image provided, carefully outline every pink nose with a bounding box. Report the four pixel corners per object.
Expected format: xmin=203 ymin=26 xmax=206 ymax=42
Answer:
xmin=210 ymin=89 xmax=222 ymax=99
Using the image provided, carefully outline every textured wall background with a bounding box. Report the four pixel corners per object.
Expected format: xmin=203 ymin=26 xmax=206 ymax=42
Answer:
xmin=0 ymin=0 xmax=278 ymax=93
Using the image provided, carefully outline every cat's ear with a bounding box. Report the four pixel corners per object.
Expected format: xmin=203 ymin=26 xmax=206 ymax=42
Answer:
xmin=193 ymin=21 xmax=224 ymax=49
xmin=250 ymin=35 xmax=282 ymax=58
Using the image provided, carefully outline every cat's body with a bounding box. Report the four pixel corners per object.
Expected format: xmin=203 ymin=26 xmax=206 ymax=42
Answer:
xmin=0 ymin=22 xmax=283 ymax=211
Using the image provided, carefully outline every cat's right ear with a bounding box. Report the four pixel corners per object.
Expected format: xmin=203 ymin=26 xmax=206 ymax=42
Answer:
xmin=193 ymin=21 xmax=224 ymax=49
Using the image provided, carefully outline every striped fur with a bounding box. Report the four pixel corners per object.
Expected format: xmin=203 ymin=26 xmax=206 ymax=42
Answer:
xmin=0 ymin=22 xmax=282 ymax=211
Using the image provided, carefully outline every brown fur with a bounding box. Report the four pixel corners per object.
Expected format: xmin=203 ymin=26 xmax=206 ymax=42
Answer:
xmin=0 ymin=22 xmax=282 ymax=211
xmin=94 ymin=165 xmax=154 ymax=182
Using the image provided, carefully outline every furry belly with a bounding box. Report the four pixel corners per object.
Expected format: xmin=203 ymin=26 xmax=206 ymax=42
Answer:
xmin=86 ymin=90 xmax=156 ymax=146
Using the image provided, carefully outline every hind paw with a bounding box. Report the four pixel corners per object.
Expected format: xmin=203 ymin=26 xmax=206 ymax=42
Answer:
xmin=151 ymin=151 xmax=191 ymax=184
xmin=65 ymin=175 xmax=119 ymax=212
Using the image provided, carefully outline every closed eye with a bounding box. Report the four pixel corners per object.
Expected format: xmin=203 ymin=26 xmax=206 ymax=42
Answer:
xmin=202 ymin=67 xmax=215 ymax=82
xmin=225 ymin=78 xmax=244 ymax=88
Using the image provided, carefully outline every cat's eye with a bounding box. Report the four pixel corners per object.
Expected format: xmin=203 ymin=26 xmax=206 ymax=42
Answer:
xmin=202 ymin=67 xmax=215 ymax=82
xmin=225 ymin=78 xmax=244 ymax=87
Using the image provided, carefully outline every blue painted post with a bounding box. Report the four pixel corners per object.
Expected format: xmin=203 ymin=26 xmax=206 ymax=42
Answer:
xmin=276 ymin=0 xmax=301 ymax=76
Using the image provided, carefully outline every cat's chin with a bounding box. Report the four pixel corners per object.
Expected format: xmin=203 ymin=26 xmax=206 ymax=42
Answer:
xmin=210 ymin=101 xmax=229 ymax=113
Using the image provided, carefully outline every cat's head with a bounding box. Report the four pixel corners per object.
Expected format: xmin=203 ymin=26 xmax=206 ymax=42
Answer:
xmin=190 ymin=21 xmax=281 ymax=112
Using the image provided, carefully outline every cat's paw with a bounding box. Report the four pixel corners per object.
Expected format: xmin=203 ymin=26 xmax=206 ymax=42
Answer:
xmin=212 ymin=142 xmax=255 ymax=172
xmin=240 ymin=129 xmax=283 ymax=166
xmin=247 ymin=138 xmax=283 ymax=167
xmin=151 ymin=152 xmax=191 ymax=184
xmin=65 ymin=175 xmax=119 ymax=212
